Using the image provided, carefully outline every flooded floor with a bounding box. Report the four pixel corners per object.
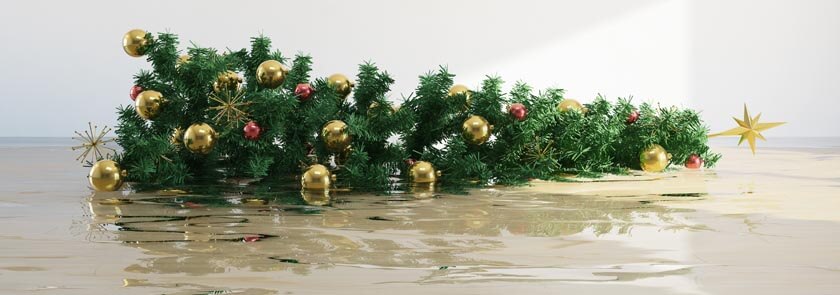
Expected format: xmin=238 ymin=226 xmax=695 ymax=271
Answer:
xmin=0 ymin=141 xmax=838 ymax=294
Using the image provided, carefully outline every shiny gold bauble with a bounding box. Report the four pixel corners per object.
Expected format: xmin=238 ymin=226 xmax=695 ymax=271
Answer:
xmin=640 ymin=144 xmax=672 ymax=172
xmin=301 ymin=189 xmax=331 ymax=206
xmin=448 ymin=84 xmax=471 ymax=98
xmin=409 ymin=161 xmax=440 ymax=184
xmin=256 ymin=60 xmax=288 ymax=89
xmin=183 ymin=123 xmax=217 ymax=154
xmin=448 ymin=84 xmax=472 ymax=108
xmin=557 ymin=99 xmax=585 ymax=113
xmin=301 ymin=164 xmax=335 ymax=190
xmin=135 ymin=90 xmax=164 ymax=120
xmin=367 ymin=101 xmax=395 ymax=116
xmin=462 ymin=115 xmax=492 ymax=145
xmin=122 ymin=29 xmax=147 ymax=57
xmin=89 ymin=160 xmax=125 ymax=192
xmin=213 ymin=71 xmax=243 ymax=93
xmin=327 ymin=73 xmax=354 ymax=99
xmin=321 ymin=120 xmax=352 ymax=152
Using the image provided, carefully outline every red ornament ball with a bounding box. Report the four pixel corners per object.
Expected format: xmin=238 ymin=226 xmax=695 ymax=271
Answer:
xmin=295 ymin=83 xmax=314 ymax=101
xmin=685 ymin=154 xmax=703 ymax=169
xmin=243 ymin=121 xmax=262 ymax=140
xmin=626 ymin=110 xmax=640 ymax=124
xmin=243 ymin=235 xmax=261 ymax=243
xmin=130 ymin=85 xmax=143 ymax=101
xmin=508 ymin=103 xmax=527 ymax=121
xmin=404 ymin=158 xmax=417 ymax=166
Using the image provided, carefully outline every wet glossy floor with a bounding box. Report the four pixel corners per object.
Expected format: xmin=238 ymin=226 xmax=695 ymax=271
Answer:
xmin=0 ymin=141 xmax=838 ymax=294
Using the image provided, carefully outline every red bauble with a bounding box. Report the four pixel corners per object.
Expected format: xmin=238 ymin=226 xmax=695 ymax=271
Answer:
xmin=509 ymin=103 xmax=527 ymax=121
xmin=626 ymin=110 xmax=640 ymax=124
xmin=243 ymin=121 xmax=262 ymax=140
xmin=130 ymin=85 xmax=143 ymax=101
xmin=295 ymin=83 xmax=314 ymax=101
xmin=405 ymin=158 xmax=416 ymax=166
xmin=685 ymin=154 xmax=703 ymax=169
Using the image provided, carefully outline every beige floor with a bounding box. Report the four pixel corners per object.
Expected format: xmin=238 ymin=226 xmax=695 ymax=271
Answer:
xmin=0 ymin=144 xmax=837 ymax=294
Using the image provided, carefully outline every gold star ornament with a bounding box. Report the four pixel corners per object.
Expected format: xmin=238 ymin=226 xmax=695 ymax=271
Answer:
xmin=708 ymin=104 xmax=785 ymax=154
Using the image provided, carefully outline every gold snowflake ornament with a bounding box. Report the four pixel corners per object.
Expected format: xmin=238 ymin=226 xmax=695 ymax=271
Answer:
xmin=209 ymin=89 xmax=252 ymax=127
xmin=72 ymin=122 xmax=116 ymax=163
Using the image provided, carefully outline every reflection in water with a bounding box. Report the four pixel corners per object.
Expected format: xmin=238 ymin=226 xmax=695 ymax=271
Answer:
xmin=85 ymin=186 xmax=696 ymax=279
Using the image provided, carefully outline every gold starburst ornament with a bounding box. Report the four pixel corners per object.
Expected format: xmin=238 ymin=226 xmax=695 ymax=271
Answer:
xmin=708 ymin=104 xmax=785 ymax=154
xmin=209 ymin=89 xmax=252 ymax=127
xmin=73 ymin=122 xmax=116 ymax=164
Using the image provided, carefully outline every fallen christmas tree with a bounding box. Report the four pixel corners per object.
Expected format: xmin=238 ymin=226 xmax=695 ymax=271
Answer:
xmin=81 ymin=30 xmax=720 ymax=192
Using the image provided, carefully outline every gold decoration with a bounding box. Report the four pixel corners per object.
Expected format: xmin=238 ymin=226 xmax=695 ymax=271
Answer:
xmin=409 ymin=161 xmax=440 ymax=184
xmin=256 ymin=60 xmax=287 ymax=89
xmin=523 ymin=139 xmax=557 ymax=163
xmin=135 ymin=90 xmax=165 ymax=120
xmin=301 ymin=189 xmax=331 ymax=206
xmin=122 ymin=29 xmax=147 ymax=57
xmin=367 ymin=101 xmax=394 ymax=116
xmin=72 ymin=122 xmax=116 ymax=164
xmin=213 ymin=71 xmax=243 ymax=93
xmin=448 ymin=84 xmax=472 ymax=108
xmin=208 ymin=89 xmax=252 ymax=127
xmin=183 ymin=123 xmax=217 ymax=154
xmin=301 ymin=164 xmax=335 ymax=190
xmin=321 ymin=120 xmax=352 ymax=152
xmin=708 ymin=104 xmax=785 ymax=154
xmin=640 ymin=144 xmax=672 ymax=172
xmin=89 ymin=160 xmax=125 ymax=192
xmin=327 ymin=73 xmax=354 ymax=99
xmin=170 ymin=127 xmax=184 ymax=146
xmin=557 ymin=99 xmax=585 ymax=113
xmin=177 ymin=54 xmax=191 ymax=67
xmin=462 ymin=115 xmax=492 ymax=145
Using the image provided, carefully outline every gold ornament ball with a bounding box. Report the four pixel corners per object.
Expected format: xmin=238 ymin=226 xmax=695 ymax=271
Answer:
xmin=135 ymin=90 xmax=164 ymax=120
xmin=557 ymin=99 xmax=585 ymax=113
xmin=321 ymin=120 xmax=352 ymax=152
xmin=170 ymin=127 xmax=184 ymax=146
xmin=183 ymin=123 xmax=217 ymax=154
xmin=213 ymin=71 xmax=243 ymax=93
xmin=462 ymin=115 xmax=492 ymax=145
xmin=122 ymin=29 xmax=148 ymax=57
xmin=640 ymin=144 xmax=672 ymax=172
xmin=256 ymin=60 xmax=288 ymax=89
xmin=409 ymin=161 xmax=440 ymax=184
xmin=327 ymin=73 xmax=354 ymax=99
xmin=89 ymin=160 xmax=125 ymax=192
xmin=301 ymin=164 xmax=335 ymax=190
xmin=367 ymin=101 xmax=395 ymax=117
xmin=301 ymin=189 xmax=331 ymax=206
xmin=448 ymin=84 xmax=471 ymax=98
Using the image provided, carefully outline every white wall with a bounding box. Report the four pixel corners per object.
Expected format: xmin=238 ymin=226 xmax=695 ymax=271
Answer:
xmin=0 ymin=0 xmax=837 ymax=137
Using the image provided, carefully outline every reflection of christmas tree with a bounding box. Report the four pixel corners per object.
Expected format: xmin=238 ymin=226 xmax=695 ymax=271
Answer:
xmin=86 ymin=188 xmax=690 ymax=275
